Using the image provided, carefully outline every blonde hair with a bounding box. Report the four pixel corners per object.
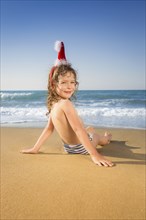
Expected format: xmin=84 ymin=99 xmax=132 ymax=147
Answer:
xmin=47 ymin=64 xmax=78 ymax=113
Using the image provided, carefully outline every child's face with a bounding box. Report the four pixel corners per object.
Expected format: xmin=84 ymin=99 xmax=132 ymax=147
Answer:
xmin=55 ymin=72 xmax=76 ymax=99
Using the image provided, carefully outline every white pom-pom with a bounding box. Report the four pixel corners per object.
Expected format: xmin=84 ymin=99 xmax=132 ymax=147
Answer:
xmin=54 ymin=41 xmax=62 ymax=52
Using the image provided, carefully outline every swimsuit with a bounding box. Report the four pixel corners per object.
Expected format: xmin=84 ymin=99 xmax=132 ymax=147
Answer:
xmin=63 ymin=133 xmax=93 ymax=155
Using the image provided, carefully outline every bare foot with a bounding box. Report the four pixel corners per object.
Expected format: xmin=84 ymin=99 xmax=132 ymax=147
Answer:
xmin=20 ymin=147 xmax=39 ymax=154
xmin=99 ymin=132 xmax=112 ymax=146
xmin=91 ymin=154 xmax=114 ymax=167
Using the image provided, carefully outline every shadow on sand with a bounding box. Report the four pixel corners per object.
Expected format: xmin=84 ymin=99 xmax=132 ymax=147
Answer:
xmin=99 ymin=140 xmax=146 ymax=165
xmin=37 ymin=140 xmax=145 ymax=165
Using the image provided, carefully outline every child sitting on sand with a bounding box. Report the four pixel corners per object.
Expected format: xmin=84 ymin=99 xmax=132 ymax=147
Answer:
xmin=21 ymin=41 xmax=113 ymax=167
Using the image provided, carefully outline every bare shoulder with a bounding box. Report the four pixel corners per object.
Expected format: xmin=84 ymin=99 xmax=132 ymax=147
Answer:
xmin=59 ymin=99 xmax=75 ymax=112
xmin=59 ymin=99 xmax=83 ymax=130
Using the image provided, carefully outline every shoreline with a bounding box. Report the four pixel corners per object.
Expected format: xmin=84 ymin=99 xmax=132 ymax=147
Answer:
xmin=1 ymin=127 xmax=146 ymax=219
xmin=1 ymin=122 xmax=146 ymax=130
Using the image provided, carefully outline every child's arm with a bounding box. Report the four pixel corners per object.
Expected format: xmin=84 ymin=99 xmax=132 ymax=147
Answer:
xmin=21 ymin=117 xmax=54 ymax=154
xmin=62 ymin=100 xmax=113 ymax=167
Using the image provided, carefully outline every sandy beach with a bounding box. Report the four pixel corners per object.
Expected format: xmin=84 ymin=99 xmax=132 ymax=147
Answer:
xmin=1 ymin=127 xmax=145 ymax=220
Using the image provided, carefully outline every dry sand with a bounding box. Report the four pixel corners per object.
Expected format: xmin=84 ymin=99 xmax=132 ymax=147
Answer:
xmin=1 ymin=127 xmax=146 ymax=220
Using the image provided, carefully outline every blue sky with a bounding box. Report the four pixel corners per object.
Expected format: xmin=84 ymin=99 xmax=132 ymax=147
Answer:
xmin=1 ymin=0 xmax=145 ymax=90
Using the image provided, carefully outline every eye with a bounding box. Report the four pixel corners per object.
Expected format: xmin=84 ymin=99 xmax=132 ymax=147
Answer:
xmin=72 ymin=81 xmax=77 ymax=85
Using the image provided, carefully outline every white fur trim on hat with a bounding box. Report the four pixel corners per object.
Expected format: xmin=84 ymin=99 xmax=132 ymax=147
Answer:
xmin=54 ymin=59 xmax=68 ymax=66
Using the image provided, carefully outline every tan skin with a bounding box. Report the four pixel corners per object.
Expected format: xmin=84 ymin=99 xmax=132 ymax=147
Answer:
xmin=21 ymin=72 xmax=114 ymax=167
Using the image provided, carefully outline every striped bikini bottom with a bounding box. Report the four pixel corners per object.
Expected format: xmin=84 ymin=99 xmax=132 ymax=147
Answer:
xmin=63 ymin=133 xmax=93 ymax=155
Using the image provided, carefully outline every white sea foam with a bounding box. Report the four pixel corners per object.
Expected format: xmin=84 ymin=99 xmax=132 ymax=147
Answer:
xmin=77 ymin=107 xmax=146 ymax=129
xmin=0 ymin=92 xmax=33 ymax=99
xmin=1 ymin=107 xmax=48 ymax=124
xmin=77 ymin=107 xmax=145 ymax=117
xmin=1 ymin=106 xmax=145 ymax=129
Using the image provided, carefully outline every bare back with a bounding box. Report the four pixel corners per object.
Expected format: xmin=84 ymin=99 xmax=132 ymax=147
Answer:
xmin=50 ymin=99 xmax=82 ymax=145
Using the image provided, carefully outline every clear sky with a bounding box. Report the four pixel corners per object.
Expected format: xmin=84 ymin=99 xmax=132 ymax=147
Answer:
xmin=1 ymin=0 xmax=145 ymax=90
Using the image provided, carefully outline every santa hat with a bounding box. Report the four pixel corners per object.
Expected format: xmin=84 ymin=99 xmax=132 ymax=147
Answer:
xmin=49 ymin=41 xmax=68 ymax=85
xmin=54 ymin=41 xmax=68 ymax=66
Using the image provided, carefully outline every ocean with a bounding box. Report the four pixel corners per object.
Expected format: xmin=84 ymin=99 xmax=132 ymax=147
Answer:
xmin=1 ymin=90 xmax=145 ymax=129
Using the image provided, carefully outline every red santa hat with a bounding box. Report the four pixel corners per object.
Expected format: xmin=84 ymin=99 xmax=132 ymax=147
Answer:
xmin=49 ymin=41 xmax=68 ymax=85
xmin=54 ymin=41 xmax=68 ymax=66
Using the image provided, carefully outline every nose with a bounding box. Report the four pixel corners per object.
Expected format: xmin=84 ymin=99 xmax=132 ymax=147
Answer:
xmin=67 ymin=82 xmax=73 ymax=89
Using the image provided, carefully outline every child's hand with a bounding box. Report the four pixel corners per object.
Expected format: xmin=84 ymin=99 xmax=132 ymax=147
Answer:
xmin=20 ymin=147 xmax=39 ymax=154
xmin=91 ymin=154 xmax=114 ymax=167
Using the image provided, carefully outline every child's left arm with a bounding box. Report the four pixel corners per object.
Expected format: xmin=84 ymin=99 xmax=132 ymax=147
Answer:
xmin=20 ymin=117 xmax=54 ymax=154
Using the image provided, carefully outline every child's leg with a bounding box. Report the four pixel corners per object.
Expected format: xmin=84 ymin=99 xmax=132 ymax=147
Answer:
xmin=86 ymin=126 xmax=112 ymax=147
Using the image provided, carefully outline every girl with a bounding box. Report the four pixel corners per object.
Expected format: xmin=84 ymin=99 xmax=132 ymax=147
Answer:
xmin=21 ymin=41 xmax=113 ymax=167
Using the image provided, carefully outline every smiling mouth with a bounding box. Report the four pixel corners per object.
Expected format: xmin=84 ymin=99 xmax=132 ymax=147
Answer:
xmin=64 ymin=91 xmax=72 ymax=94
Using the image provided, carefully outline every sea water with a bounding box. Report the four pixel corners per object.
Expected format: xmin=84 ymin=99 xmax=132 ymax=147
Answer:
xmin=0 ymin=90 xmax=145 ymax=129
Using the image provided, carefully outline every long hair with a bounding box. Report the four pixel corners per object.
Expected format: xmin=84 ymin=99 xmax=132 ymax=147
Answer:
xmin=47 ymin=64 xmax=78 ymax=113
